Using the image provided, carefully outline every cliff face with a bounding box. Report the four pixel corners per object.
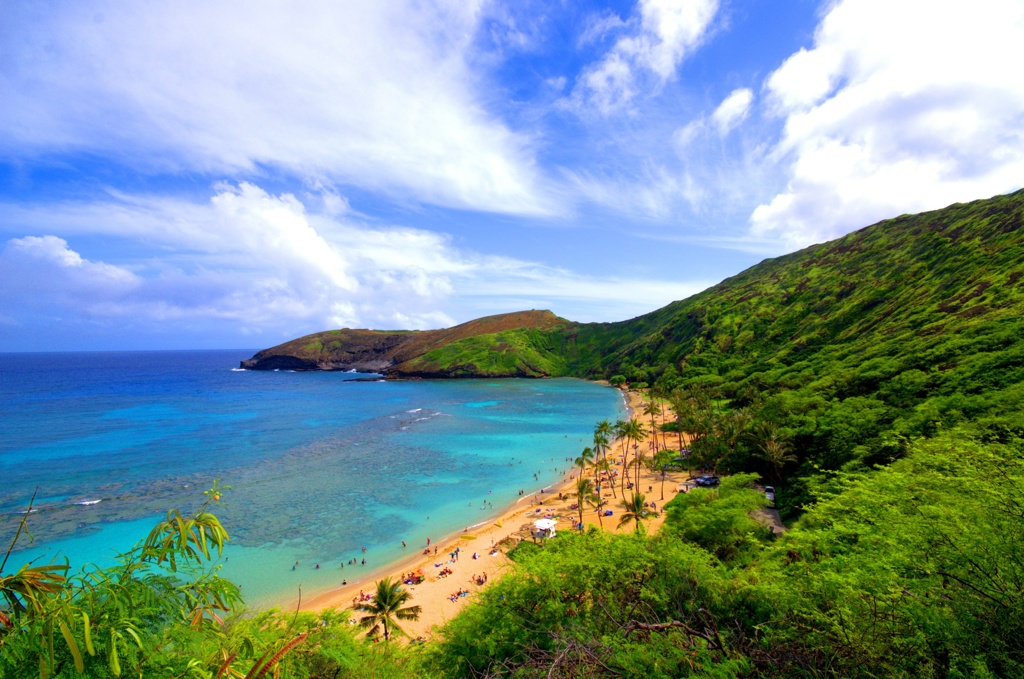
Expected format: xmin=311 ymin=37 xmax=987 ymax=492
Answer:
xmin=240 ymin=329 xmax=415 ymax=372
xmin=240 ymin=310 xmax=571 ymax=376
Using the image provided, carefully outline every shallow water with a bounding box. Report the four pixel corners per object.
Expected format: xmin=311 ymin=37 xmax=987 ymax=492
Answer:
xmin=0 ymin=350 xmax=624 ymax=606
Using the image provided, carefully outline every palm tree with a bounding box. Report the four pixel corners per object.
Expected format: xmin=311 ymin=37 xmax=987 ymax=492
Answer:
xmin=593 ymin=457 xmax=617 ymax=499
xmin=356 ymin=577 xmax=422 ymax=641
xmin=669 ymin=390 xmax=696 ymax=453
xmin=613 ymin=419 xmax=629 ymax=495
xmin=754 ymin=423 xmax=797 ymax=482
xmin=592 ymin=429 xmax=610 ymax=465
xmin=643 ymin=398 xmax=661 ymax=451
xmin=618 ymin=492 xmax=655 ymax=534
xmin=650 ymin=448 xmax=675 ymax=500
xmin=622 ymin=418 xmax=649 ymax=489
xmin=591 ymin=431 xmax=610 ymax=489
xmin=724 ymin=408 xmax=753 ymax=468
xmin=655 ymin=388 xmax=670 ymax=450
xmin=575 ymin=477 xmax=601 ymax=531
xmin=575 ymin=446 xmax=595 ymax=478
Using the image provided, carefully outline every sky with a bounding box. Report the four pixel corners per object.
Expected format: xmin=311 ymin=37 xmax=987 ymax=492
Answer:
xmin=2 ymin=0 xmax=1023 ymax=352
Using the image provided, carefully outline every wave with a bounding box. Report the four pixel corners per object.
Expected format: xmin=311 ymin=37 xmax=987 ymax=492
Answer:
xmin=406 ymin=408 xmax=422 ymax=413
xmin=230 ymin=368 xmax=247 ymax=372
xmin=76 ymin=499 xmax=102 ymax=506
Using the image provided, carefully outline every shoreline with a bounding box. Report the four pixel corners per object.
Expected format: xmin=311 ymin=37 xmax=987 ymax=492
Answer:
xmin=288 ymin=384 xmax=633 ymax=612
xmin=297 ymin=387 xmax=689 ymax=640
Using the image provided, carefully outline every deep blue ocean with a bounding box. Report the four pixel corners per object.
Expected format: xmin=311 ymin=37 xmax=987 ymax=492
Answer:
xmin=0 ymin=350 xmax=624 ymax=606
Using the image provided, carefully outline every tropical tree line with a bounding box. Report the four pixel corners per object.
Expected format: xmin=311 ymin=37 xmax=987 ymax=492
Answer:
xmin=427 ymin=429 xmax=1024 ymax=677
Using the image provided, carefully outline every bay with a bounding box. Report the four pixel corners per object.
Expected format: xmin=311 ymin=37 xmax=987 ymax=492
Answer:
xmin=0 ymin=350 xmax=625 ymax=606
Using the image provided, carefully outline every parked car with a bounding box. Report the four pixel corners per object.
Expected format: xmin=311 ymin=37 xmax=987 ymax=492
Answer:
xmin=764 ymin=486 xmax=776 ymax=505
xmin=694 ymin=475 xmax=720 ymax=487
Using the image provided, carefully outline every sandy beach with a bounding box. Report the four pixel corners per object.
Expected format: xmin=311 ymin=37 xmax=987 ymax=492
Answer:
xmin=301 ymin=387 xmax=692 ymax=641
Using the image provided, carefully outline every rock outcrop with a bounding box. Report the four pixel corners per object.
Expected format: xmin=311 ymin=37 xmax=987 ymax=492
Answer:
xmin=240 ymin=310 xmax=570 ymax=377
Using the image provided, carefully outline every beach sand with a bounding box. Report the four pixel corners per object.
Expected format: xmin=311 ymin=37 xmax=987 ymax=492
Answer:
xmin=301 ymin=387 xmax=691 ymax=641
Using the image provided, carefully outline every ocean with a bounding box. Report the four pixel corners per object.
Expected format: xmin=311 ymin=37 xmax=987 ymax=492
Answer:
xmin=0 ymin=350 xmax=625 ymax=607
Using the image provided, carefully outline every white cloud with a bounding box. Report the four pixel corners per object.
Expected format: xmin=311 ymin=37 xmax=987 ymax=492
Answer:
xmin=569 ymin=167 xmax=707 ymax=221
xmin=0 ymin=183 xmax=705 ymax=346
xmin=710 ymin=88 xmax=753 ymax=135
xmin=752 ymin=0 xmax=1024 ymax=248
xmin=578 ymin=11 xmax=629 ymax=46
xmin=0 ymin=0 xmax=555 ymax=216
xmin=636 ymin=0 xmax=720 ymax=78
xmin=0 ymin=236 xmax=140 ymax=308
xmin=674 ymin=87 xmax=755 ymax=148
xmin=569 ymin=0 xmax=719 ymax=115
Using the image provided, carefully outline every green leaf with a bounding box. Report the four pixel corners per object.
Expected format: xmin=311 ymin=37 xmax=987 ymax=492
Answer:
xmin=82 ymin=612 xmax=95 ymax=656
xmin=123 ymin=625 xmax=143 ymax=649
xmin=109 ymin=631 xmax=121 ymax=677
xmin=58 ymin=619 xmax=84 ymax=673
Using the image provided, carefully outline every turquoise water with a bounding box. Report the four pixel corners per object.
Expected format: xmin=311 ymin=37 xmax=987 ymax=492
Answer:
xmin=0 ymin=351 xmax=624 ymax=607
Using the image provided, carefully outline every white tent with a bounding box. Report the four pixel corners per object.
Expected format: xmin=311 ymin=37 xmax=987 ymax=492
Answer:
xmin=533 ymin=518 xmax=557 ymax=539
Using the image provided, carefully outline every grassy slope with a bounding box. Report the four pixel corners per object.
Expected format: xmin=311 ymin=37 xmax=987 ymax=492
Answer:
xmin=569 ymin=189 xmax=1024 ymax=383
xmin=562 ymin=189 xmax=1024 ymax=512
xmin=394 ymin=326 xmax=573 ymax=377
xmin=242 ymin=310 xmax=569 ymax=373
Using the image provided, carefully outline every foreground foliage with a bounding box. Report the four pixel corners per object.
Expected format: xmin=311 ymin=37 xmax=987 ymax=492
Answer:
xmin=0 ymin=487 xmax=430 ymax=679
xmin=425 ymin=431 xmax=1024 ymax=677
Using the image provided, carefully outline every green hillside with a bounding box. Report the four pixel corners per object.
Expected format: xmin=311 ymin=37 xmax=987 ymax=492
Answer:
xmin=396 ymin=326 xmax=572 ymax=377
xmin=242 ymin=189 xmax=1024 ymax=511
xmin=571 ymin=189 xmax=1024 ymax=383
xmin=239 ymin=310 xmax=569 ymax=375
xmin=568 ymin=189 xmax=1024 ymax=512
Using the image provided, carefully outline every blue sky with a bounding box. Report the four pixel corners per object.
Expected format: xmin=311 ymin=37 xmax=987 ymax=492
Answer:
xmin=2 ymin=0 xmax=1023 ymax=351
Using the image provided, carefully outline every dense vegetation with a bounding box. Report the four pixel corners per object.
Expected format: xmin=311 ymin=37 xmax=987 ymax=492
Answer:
xmin=398 ymin=327 xmax=573 ymax=377
xmin=249 ymin=188 xmax=1024 ymax=514
xmin=427 ymin=431 xmax=1024 ymax=677
xmin=570 ymin=189 xmax=1024 ymax=515
xmin=8 ymin=430 xmax=1020 ymax=677
xmin=9 ymin=189 xmax=1024 ymax=676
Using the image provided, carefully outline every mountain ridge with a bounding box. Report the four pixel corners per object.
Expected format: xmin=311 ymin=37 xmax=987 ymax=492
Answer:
xmin=243 ymin=189 xmax=1024 ymax=386
xmin=240 ymin=309 xmax=571 ymax=376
